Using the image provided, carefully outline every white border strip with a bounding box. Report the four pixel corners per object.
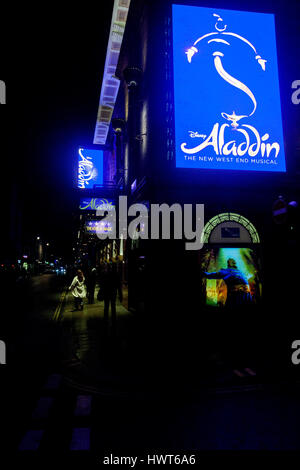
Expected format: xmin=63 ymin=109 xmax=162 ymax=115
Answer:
xmin=93 ymin=0 xmax=131 ymax=145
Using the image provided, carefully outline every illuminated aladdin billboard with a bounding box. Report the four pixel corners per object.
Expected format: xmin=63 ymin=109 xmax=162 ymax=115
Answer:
xmin=172 ymin=5 xmax=286 ymax=172
xmin=85 ymin=220 xmax=113 ymax=234
xmin=77 ymin=148 xmax=104 ymax=188
xmin=79 ymin=198 xmax=115 ymax=211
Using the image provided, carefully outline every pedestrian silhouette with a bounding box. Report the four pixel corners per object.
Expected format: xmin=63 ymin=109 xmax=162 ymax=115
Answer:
xmin=87 ymin=266 xmax=97 ymax=304
xmin=100 ymin=262 xmax=122 ymax=336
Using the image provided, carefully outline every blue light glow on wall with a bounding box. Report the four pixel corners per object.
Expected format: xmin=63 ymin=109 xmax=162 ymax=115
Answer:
xmin=78 ymin=148 xmax=104 ymax=188
xmin=79 ymin=198 xmax=115 ymax=211
xmin=172 ymin=5 xmax=286 ymax=172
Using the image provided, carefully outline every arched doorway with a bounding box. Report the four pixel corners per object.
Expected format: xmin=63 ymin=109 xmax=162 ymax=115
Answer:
xmin=199 ymin=212 xmax=262 ymax=308
xmin=201 ymin=212 xmax=260 ymax=245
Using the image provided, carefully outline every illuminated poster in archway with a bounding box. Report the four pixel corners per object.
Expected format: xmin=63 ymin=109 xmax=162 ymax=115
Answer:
xmin=200 ymin=247 xmax=262 ymax=307
xmin=172 ymin=5 xmax=286 ymax=172
xmin=199 ymin=213 xmax=262 ymax=307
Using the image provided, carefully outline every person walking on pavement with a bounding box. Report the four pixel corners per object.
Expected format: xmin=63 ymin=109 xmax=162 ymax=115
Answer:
xmin=86 ymin=266 xmax=97 ymax=304
xmin=100 ymin=262 xmax=123 ymax=336
xmin=69 ymin=269 xmax=86 ymax=310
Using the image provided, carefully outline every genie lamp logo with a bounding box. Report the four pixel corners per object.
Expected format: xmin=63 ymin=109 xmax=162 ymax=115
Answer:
xmin=172 ymin=6 xmax=286 ymax=172
xmin=186 ymin=13 xmax=266 ymax=129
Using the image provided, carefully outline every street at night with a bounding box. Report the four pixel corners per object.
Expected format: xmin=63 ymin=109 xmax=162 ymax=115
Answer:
xmin=1 ymin=0 xmax=300 ymax=465
xmin=1 ymin=269 xmax=300 ymax=462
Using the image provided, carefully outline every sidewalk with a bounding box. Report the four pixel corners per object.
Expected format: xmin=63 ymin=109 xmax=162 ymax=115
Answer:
xmin=58 ymin=285 xmax=268 ymax=398
xmin=60 ymin=285 xmax=149 ymax=397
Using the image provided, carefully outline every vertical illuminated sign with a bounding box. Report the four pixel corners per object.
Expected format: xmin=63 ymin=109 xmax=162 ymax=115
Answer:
xmin=78 ymin=148 xmax=104 ymax=188
xmin=172 ymin=5 xmax=286 ymax=172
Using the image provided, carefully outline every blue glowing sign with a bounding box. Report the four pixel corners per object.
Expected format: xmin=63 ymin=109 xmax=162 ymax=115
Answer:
xmin=79 ymin=198 xmax=115 ymax=211
xmin=172 ymin=5 xmax=286 ymax=172
xmin=85 ymin=220 xmax=113 ymax=234
xmin=78 ymin=148 xmax=104 ymax=188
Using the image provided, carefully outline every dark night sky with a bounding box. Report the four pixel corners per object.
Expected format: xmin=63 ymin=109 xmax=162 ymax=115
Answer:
xmin=1 ymin=3 xmax=114 ymax=258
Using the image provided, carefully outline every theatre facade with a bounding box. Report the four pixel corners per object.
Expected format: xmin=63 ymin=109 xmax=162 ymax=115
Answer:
xmin=76 ymin=0 xmax=300 ymax=346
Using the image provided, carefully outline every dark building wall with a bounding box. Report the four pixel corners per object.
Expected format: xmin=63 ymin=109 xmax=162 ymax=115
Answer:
xmin=104 ymin=148 xmax=116 ymax=183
